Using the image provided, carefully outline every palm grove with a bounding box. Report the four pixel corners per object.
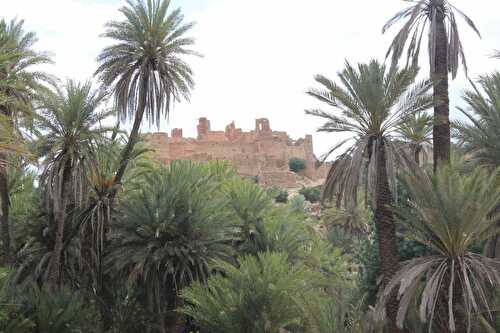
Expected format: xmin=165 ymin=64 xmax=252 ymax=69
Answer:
xmin=0 ymin=0 xmax=499 ymax=332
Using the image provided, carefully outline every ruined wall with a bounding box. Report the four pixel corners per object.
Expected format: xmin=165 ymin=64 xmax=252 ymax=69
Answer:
xmin=145 ymin=117 xmax=329 ymax=188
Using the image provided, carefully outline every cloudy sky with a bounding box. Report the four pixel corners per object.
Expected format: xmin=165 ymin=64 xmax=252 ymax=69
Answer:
xmin=3 ymin=0 xmax=500 ymax=157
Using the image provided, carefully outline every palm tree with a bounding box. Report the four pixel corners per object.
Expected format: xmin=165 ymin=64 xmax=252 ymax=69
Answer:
xmin=182 ymin=252 xmax=316 ymax=333
xmin=223 ymin=178 xmax=272 ymax=255
xmin=0 ymin=18 xmax=53 ymax=264
xmin=77 ymin=139 xmax=151 ymax=330
xmin=396 ymin=111 xmax=433 ymax=165
xmin=95 ymin=0 xmax=199 ymax=203
xmin=384 ymin=0 xmax=480 ymax=170
xmin=306 ymin=60 xmax=432 ymax=333
xmin=35 ymin=80 xmax=112 ymax=289
xmin=376 ymin=166 xmax=500 ymax=332
xmin=455 ymin=72 xmax=500 ymax=259
xmin=107 ymin=161 xmax=233 ymax=333
xmin=456 ymin=72 xmax=500 ymax=168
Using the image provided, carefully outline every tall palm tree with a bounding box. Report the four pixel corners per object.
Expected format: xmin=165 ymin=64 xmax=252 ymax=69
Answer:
xmin=0 ymin=18 xmax=53 ymax=264
xmin=95 ymin=0 xmax=199 ymax=202
xmin=376 ymin=166 xmax=500 ymax=333
xmin=455 ymin=72 xmax=500 ymax=258
xmin=108 ymin=161 xmax=233 ymax=333
xmin=35 ymin=80 xmax=112 ymax=289
xmin=77 ymin=139 xmax=151 ymax=331
xmin=306 ymin=60 xmax=432 ymax=333
xmin=384 ymin=0 xmax=480 ymax=170
xmin=396 ymin=111 xmax=433 ymax=165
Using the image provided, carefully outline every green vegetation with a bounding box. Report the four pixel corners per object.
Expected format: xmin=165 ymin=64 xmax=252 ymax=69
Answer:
xmin=183 ymin=252 xmax=314 ymax=333
xmin=266 ymin=186 xmax=289 ymax=203
xmin=1 ymin=0 xmax=500 ymax=332
xmin=299 ymin=186 xmax=321 ymax=203
xmin=289 ymin=157 xmax=306 ymax=173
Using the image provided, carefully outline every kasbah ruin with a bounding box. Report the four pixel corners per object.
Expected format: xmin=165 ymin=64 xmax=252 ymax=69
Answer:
xmin=145 ymin=117 xmax=330 ymax=188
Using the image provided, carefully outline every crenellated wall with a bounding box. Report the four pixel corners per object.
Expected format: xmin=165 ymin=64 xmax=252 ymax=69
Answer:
xmin=145 ymin=118 xmax=329 ymax=188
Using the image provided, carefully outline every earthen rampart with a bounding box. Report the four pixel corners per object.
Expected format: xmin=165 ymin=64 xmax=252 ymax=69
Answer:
xmin=145 ymin=118 xmax=329 ymax=188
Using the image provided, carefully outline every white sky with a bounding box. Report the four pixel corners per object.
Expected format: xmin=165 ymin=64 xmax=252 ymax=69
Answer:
xmin=2 ymin=0 xmax=500 ymax=157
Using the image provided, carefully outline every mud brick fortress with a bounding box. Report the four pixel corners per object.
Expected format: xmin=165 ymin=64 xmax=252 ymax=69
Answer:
xmin=145 ymin=117 xmax=329 ymax=188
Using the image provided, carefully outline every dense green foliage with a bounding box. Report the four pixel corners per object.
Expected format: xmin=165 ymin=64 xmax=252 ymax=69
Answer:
xmin=183 ymin=252 xmax=314 ymax=333
xmin=299 ymin=186 xmax=321 ymax=203
xmin=289 ymin=157 xmax=306 ymax=173
xmin=266 ymin=186 xmax=289 ymax=203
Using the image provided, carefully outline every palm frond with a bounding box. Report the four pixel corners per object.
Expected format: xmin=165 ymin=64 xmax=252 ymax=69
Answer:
xmin=306 ymin=60 xmax=432 ymax=205
xmin=384 ymin=0 xmax=480 ymax=78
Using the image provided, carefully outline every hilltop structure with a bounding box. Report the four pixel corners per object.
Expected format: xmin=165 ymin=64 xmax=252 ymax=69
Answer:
xmin=145 ymin=117 xmax=329 ymax=188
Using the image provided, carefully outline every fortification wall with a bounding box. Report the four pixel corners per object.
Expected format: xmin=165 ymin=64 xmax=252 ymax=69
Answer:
xmin=145 ymin=118 xmax=328 ymax=188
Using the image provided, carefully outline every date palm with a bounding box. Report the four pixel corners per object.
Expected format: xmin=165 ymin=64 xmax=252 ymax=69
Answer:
xmin=0 ymin=18 xmax=53 ymax=264
xmin=35 ymin=80 xmax=112 ymax=289
xmin=456 ymin=72 xmax=500 ymax=168
xmin=396 ymin=111 xmax=432 ymax=165
xmin=95 ymin=0 xmax=199 ymax=202
xmin=384 ymin=0 xmax=480 ymax=170
xmin=107 ymin=161 xmax=233 ymax=333
xmin=306 ymin=59 xmax=432 ymax=333
xmin=182 ymin=252 xmax=318 ymax=333
xmin=455 ymin=72 xmax=500 ymax=259
xmin=376 ymin=166 xmax=500 ymax=332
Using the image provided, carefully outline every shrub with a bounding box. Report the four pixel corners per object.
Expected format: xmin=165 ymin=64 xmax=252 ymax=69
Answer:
xmin=109 ymin=161 xmax=234 ymax=331
xmin=0 ymin=285 xmax=95 ymax=333
xmin=299 ymin=186 xmax=321 ymax=203
xmin=182 ymin=252 xmax=313 ymax=333
xmin=289 ymin=194 xmax=306 ymax=212
xmin=266 ymin=186 xmax=288 ymax=203
xmin=289 ymin=158 xmax=306 ymax=173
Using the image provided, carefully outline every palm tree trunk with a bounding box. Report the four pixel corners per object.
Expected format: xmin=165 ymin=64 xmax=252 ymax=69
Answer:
xmin=0 ymin=156 xmax=11 ymax=265
xmin=165 ymin=279 xmax=185 ymax=333
xmin=47 ymin=162 xmax=72 ymax=290
xmin=374 ymin=141 xmax=402 ymax=333
xmin=109 ymin=76 xmax=148 ymax=204
xmin=432 ymin=0 xmax=451 ymax=171
xmin=0 ymin=106 xmax=12 ymax=265
xmin=414 ymin=146 xmax=421 ymax=166
xmin=433 ymin=268 xmax=466 ymax=333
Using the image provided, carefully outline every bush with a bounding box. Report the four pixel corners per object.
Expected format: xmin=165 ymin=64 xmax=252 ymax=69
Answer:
xmin=182 ymin=252 xmax=314 ymax=333
xmin=0 ymin=285 xmax=95 ymax=333
xmin=266 ymin=186 xmax=288 ymax=203
xmin=289 ymin=158 xmax=306 ymax=173
xmin=299 ymin=186 xmax=321 ymax=203
xmin=288 ymin=194 xmax=306 ymax=212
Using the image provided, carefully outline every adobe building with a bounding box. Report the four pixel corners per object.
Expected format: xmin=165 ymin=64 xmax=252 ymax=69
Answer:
xmin=145 ymin=117 xmax=329 ymax=188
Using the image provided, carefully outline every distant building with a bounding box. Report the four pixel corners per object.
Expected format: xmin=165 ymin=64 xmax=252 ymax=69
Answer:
xmin=145 ymin=117 xmax=329 ymax=188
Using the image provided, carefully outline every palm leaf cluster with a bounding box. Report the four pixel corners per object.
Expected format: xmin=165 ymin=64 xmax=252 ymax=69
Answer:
xmin=0 ymin=18 xmax=54 ymax=264
xmin=95 ymin=0 xmax=198 ymax=126
xmin=107 ymin=161 xmax=234 ymax=321
xmin=306 ymin=59 xmax=431 ymax=206
xmin=396 ymin=111 xmax=432 ymax=165
xmin=455 ymin=72 xmax=500 ymax=167
xmin=383 ymin=0 xmax=480 ymax=78
xmin=377 ymin=166 xmax=500 ymax=331
xmin=182 ymin=252 xmax=317 ymax=333
xmin=36 ymin=81 xmax=113 ymax=210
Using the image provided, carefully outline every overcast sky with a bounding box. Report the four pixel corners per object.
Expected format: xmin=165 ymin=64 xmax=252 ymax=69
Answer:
xmin=2 ymin=0 xmax=500 ymax=157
